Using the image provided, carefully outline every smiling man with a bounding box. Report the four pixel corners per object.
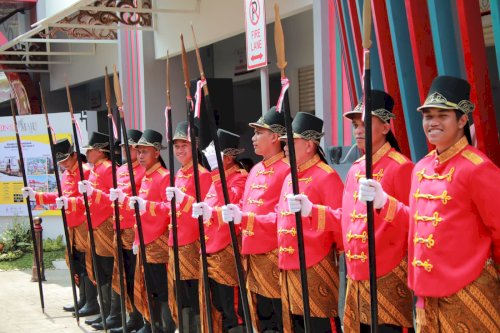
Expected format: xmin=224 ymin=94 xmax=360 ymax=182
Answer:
xmin=359 ymin=76 xmax=500 ymax=332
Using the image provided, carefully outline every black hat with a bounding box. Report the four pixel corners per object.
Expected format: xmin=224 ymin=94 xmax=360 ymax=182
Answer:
xmin=417 ymin=75 xmax=474 ymax=114
xmin=136 ymin=129 xmax=166 ymax=150
xmin=280 ymin=112 xmax=324 ymax=144
xmin=54 ymin=138 xmax=75 ymax=162
xmin=249 ymin=106 xmax=286 ymax=135
xmin=173 ymin=121 xmax=199 ymax=141
xmin=82 ymin=132 xmax=110 ymax=151
xmin=125 ymin=129 xmax=143 ymax=146
xmin=344 ymin=90 xmax=396 ymax=123
xmin=216 ymin=128 xmax=245 ymax=156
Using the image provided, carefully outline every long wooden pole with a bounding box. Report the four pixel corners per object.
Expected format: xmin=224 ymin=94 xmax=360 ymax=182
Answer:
xmin=165 ymin=52 xmax=184 ymax=333
xmin=362 ymin=1 xmax=378 ymax=332
xmin=104 ymin=67 xmax=128 ymax=332
xmin=65 ymin=81 xmax=108 ymax=332
xmin=189 ymin=26 xmax=253 ymax=333
xmin=180 ymin=35 xmax=214 ymax=333
xmin=39 ymin=84 xmax=79 ymax=324
xmin=274 ymin=5 xmax=311 ymax=331
xmin=10 ymin=96 xmax=45 ymax=313
xmin=112 ymin=66 xmax=157 ymax=333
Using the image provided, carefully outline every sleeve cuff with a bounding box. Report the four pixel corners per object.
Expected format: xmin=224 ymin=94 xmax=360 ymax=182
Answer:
xmin=377 ymin=195 xmax=397 ymax=222
xmin=241 ymin=212 xmax=255 ymax=237
xmin=311 ymin=205 xmax=327 ymax=232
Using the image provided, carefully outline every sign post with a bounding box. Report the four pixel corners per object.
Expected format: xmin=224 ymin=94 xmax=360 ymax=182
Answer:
xmin=244 ymin=0 xmax=269 ymax=114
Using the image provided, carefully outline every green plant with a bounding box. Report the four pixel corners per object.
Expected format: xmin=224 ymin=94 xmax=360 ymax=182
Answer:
xmin=43 ymin=235 xmax=66 ymax=252
xmin=0 ymin=249 xmax=24 ymax=262
xmin=0 ymin=219 xmax=32 ymax=253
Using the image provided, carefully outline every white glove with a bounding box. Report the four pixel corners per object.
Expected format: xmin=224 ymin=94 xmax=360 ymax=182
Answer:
xmin=109 ymin=188 xmax=125 ymax=203
xmin=129 ymin=196 xmax=146 ymax=212
xmin=222 ymin=204 xmax=242 ymax=224
xmin=21 ymin=187 xmax=35 ymax=200
xmin=203 ymin=142 xmax=223 ymax=171
xmin=287 ymin=194 xmax=313 ymax=217
xmin=56 ymin=196 xmax=68 ymax=210
xmin=78 ymin=180 xmax=94 ymax=196
xmin=359 ymin=178 xmax=388 ymax=209
xmin=166 ymin=187 xmax=185 ymax=203
xmin=192 ymin=202 xmax=213 ymax=221
xmin=132 ymin=243 xmax=139 ymax=255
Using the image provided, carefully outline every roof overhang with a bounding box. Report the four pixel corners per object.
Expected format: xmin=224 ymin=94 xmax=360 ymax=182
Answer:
xmin=0 ymin=0 xmax=200 ymax=72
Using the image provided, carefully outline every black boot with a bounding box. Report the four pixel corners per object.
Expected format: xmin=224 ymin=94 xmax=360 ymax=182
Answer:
xmin=85 ymin=316 xmax=102 ymax=326
xmin=77 ymin=275 xmax=100 ymax=317
xmin=227 ymin=326 xmax=245 ymax=333
xmin=136 ymin=321 xmax=152 ymax=333
xmin=109 ymin=307 xmax=144 ymax=333
xmin=183 ymin=307 xmax=200 ymax=333
xmin=92 ymin=290 xmax=123 ymax=330
xmin=63 ymin=275 xmax=86 ymax=312
xmin=161 ymin=302 xmax=176 ymax=333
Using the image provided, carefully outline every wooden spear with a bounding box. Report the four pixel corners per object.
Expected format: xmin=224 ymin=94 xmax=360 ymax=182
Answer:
xmin=10 ymin=96 xmax=45 ymax=313
xmin=274 ymin=4 xmax=311 ymax=331
xmin=39 ymin=84 xmax=79 ymax=324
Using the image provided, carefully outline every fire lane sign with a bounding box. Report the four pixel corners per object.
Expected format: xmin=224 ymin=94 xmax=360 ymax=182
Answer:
xmin=244 ymin=0 xmax=267 ymax=70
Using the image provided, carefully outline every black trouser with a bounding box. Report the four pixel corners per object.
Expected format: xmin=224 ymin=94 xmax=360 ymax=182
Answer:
xmin=95 ymin=254 xmax=114 ymax=285
xmin=178 ymin=279 xmax=200 ymax=314
xmin=292 ymin=315 xmax=342 ymax=333
xmin=360 ymin=323 xmax=415 ymax=333
xmin=122 ymin=248 xmax=137 ymax=301
xmin=144 ymin=262 xmax=169 ymax=301
xmin=256 ymin=293 xmax=283 ymax=333
xmin=73 ymin=248 xmax=87 ymax=278
xmin=209 ymin=278 xmax=244 ymax=330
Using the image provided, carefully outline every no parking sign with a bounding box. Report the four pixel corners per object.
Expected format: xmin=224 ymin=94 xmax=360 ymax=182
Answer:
xmin=244 ymin=0 xmax=267 ymax=70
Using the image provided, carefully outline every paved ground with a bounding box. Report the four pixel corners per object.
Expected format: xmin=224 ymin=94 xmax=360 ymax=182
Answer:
xmin=0 ymin=268 xmax=97 ymax=333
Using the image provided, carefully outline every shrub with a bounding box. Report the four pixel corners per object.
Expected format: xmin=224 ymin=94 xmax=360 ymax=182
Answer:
xmin=43 ymin=235 xmax=66 ymax=252
xmin=0 ymin=219 xmax=32 ymax=253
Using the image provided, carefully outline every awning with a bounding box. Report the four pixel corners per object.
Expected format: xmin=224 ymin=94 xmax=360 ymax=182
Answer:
xmin=0 ymin=0 xmax=200 ymax=73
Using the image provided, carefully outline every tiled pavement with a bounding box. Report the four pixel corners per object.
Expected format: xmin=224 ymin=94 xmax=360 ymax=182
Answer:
xmin=0 ymin=268 xmax=96 ymax=333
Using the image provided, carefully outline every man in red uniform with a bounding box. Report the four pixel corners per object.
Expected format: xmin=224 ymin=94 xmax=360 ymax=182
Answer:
xmin=164 ymin=121 xmax=211 ymax=332
xmin=224 ymin=113 xmax=345 ymax=333
xmin=82 ymin=129 xmax=146 ymax=332
xmin=76 ymin=131 xmax=118 ymax=328
xmin=179 ymin=129 xmax=248 ymax=333
xmin=22 ymin=139 xmax=97 ymax=316
xmin=292 ymin=91 xmax=415 ymax=332
xmin=225 ymin=107 xmax=288 ymax=333
xmin=359 ymin=76 xmax=500 ymax=332
xmin=125 ymin=129 xmax=175 ymax=333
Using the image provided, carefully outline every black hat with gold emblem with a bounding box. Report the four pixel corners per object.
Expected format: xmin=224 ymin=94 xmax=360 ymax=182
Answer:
xmin=344 ymin=90 xmax=396 ymax=123
xmin=54 ymin=138 xmax=75 ymax=162
xmin=82 ymin=132 xmax=110 ymax=151
xmin=136 ymin=129 xmax=166 ymax=150
xmin=173 ymin=121 xmax=199 ymax=142
xmin=417 ymin=75 xmax=474 ymax=114
xmin=249 ymin=106 xmax=286 ymax=136
xmin=125 ymin=129 xmax=143 ymax=146
xmin=216 ymin=128 xmax=245 ymax=156
xmin=279 ymin=112 xmax=324 ymax=145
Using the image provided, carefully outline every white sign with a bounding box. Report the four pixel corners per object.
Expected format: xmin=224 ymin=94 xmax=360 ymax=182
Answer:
xmin=245 ymin=0 xmax=267 ymax=70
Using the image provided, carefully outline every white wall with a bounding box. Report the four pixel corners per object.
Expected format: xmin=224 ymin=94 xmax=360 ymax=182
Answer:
xmin=154 ymin=0 xmax=312 ymax=58
xmin=49 ymin=43 xmax=118 ymax=91
xmin=36 ymin=0 xmax=81 ymax=21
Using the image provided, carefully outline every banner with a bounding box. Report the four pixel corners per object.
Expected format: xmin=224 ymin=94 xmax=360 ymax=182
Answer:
xmin=0 ymin=113 xmax=88 ymax=217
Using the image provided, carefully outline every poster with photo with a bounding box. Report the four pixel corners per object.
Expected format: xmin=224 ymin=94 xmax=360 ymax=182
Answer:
xmin=0 ymin=113 xmax=88 ymax=216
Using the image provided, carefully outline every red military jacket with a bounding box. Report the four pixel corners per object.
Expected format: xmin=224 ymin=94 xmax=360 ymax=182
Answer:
xmin=166 ymin=161 xmax=211 ymax=247
xmin=123 ymin=162 xmax=170 ymax=245
xmin=35 ymin=162 xmax=90 ymax=227
xmin=92 ymin=161 xmax=145 ymax=229
xmin=341 ymin=142 xmax=413 ymax=280
xmin=179 ymin=164 xmax=247 ymax=254
xmin=75 ymin=159 xmax=113 ymax=229
xmin=378 ymin=136 xmax=500 ymax=297
xmin=250 ymin=154 xmax=344 ymax=270
xmin=239 ymin=152 xmax=289 ymax=255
